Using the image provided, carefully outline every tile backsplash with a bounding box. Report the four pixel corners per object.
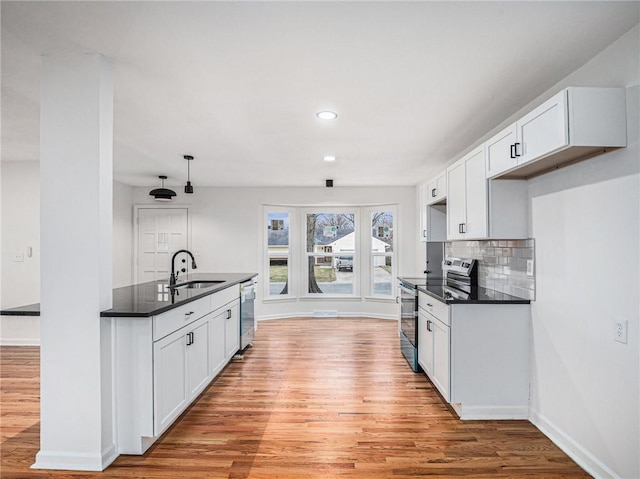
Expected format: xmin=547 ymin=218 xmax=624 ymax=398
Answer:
xmin=445 ymin=239 xmax=535 ymax=300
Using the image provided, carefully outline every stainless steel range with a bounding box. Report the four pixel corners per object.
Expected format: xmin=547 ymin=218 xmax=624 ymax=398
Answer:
xmin=398 ymin=278 xmax=421 ymax=372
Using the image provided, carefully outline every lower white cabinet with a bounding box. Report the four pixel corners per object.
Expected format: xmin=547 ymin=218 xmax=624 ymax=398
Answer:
xmin=417 ymin=310 xmax=434 ymax=378
xmin=114 ymin=286 xmax=241 ymax=455
xmin=418 ymin=295 xmax=450 ymax=401
xmin=153 ymin=314 xmax=211 ymax=436
xmin=417 ymin=292 xmax=530 ymax=419
xmin=225 ymin=301 xmax=240 ymax=360
xmin=431 ymin=317 xmax=450 ymax=402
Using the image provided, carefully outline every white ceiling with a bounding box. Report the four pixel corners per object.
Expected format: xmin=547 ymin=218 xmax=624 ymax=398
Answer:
xmin=2 ymin=1 xmax=638 ymax=188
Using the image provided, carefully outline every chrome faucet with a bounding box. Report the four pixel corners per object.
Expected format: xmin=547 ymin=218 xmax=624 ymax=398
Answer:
xmin=170 ymin=249 xmax=197 ymax=286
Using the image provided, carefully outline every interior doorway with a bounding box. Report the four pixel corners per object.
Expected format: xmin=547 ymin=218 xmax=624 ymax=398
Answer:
xmin=134 ymin=206 xmax=189 ymax=284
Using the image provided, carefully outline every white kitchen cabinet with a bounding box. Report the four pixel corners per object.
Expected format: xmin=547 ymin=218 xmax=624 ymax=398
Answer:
xmin=419 ymin=171 xmax=447 ymax=242
xmin=153 ymin=313 xmax=211 ymax=436
xmin=224 ymin=301 xmax=240 ymax=360
xmin=114 ymin=285 xmax=242 ymax=455
xmin=486 ymin=87 xmax=627 ymax=179
xmin=431 ymin=316 xmax=450 ymax=402
xmin=426 ymin=172 xmax=446 ymax=206
xmin=417 ymin=309 xmax=433 ymax=377
xmin=417 ymin=292 xmax=530 ymax=419
xmin=446 ymin=146 xmax=487 ymax=240
xmin=485 ymin=124 xmax=518 ymax=178
xmin=418 ymin=292 xmax=450 ymax=401
xmin=447 ymin=145 xmax=527 ymax=241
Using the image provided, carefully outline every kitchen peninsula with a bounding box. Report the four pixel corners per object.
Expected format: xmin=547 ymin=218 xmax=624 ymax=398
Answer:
xmin=1 ymin=272 xmax=258 ymax=455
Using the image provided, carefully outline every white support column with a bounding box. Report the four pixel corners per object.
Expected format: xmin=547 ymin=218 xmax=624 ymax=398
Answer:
xmin=34 ymin=53 xmax=117 ymax=471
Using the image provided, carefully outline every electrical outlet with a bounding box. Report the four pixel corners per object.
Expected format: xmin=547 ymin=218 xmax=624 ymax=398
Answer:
xmin=526 ymin=259 xmax=534 ymax=276
xmin=14 ymin=253 xmax=24 ymax=262
xmin=614 ymin=317 xmax=628 ymax=344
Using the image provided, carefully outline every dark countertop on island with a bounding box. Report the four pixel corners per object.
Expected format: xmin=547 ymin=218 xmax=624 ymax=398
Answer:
xmin=0 ymin=273 xmax=257 ymax=318
xmin=398 ymin=276 xmax=531 ymax=305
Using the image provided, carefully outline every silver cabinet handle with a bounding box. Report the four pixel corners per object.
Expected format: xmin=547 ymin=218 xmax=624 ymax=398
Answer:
xmin=185 ymin=311 xmax=194 ymax=320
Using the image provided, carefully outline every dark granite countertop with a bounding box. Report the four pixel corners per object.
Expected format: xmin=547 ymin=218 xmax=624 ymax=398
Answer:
xmin=398 ymin=276 xmax=530 ymax=305
xmin=0 ymin=273 xmax=257 ymax=318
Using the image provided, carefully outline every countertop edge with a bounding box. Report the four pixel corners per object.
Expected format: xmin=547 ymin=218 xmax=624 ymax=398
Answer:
xmin=416 ymin=285 xmax=531 ymax=305
xmin=0 ymin=273 xmax=258 ymax=318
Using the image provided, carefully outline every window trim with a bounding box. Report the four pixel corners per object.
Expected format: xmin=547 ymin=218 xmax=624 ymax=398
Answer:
xmin=264 ymin=207 xmax=296 ymax=301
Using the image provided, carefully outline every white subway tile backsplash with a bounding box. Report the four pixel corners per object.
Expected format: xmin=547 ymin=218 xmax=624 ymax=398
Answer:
xmin=446 ymin=238 xmax=535 ymax=300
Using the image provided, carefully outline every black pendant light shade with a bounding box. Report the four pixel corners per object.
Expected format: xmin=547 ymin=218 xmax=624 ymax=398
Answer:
xmin=184 ymin=155 xmax=194 ymax=194
xmin=149 ymin=175 xmax=177 ymax=201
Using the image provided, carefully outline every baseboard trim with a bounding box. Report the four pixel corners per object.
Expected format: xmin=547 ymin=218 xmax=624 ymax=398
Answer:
xmin=529 ymin=408 xmax=619 ymax=479
xmin=258 ymin=313 xmax=397 ymax=321
xmin=455 ymin=404 xmax=530 ymax=420
xmin=0 ymin=338 xmax=40 ymax=346
xmin=32 ymin=443 xmax=118 ymax=471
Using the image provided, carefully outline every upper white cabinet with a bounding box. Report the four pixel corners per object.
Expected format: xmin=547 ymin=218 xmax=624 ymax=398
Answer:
xmin=447 ymin=146 xmax=488 ymax=240
xmin=419 ymin=173 xmax=447 ymax=242
xmin=447 ymin=146 xmax=527 ymax=241
xmin=486 ymin=87 xmax=626 ymax=179
xmin=426 ymin=172 xmax=446 ymax=205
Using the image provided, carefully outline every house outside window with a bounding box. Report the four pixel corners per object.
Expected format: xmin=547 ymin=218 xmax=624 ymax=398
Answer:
xmin=370 ymin=210 xmax=395 ymax=297
xmin=266 ymin=210 xmax=292 ymax=298
xmin=264 ymin=205 xmax=397 ymax=302
xmin=305 ymin=210 xmax=357 ymax=296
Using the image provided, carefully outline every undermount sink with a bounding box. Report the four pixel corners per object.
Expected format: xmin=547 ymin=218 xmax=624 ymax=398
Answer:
xmin=172 ymin=280 xmax=224 ymax=289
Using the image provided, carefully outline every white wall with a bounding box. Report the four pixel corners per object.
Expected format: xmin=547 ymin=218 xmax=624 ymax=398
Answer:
xmin=1 ymin=161 xmax=41 ymax=308
xmin=113 ymin=181 xmax=134 ymax=287
xmin=0 ymin=160 xmax=133 ymax=344
xmin=524 ymin=27 xmax=639 ymax=479
xmin=131 ymin=185 xmax=417 ymax=319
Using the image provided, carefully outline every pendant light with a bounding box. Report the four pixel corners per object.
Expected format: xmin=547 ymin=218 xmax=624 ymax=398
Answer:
xmin=149 ymin=175 xmax=177 ymax=201
xmin=184 ymin=155 xmax=194 ymax=194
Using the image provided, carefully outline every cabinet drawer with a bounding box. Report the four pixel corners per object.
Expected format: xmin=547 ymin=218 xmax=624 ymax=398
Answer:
xmin=418 ymin=291 xmax=449 ymax=325
xmin=211 ymin=284 xmax=240 ymax=312
xmin=153 ymin=295 xmax=211 ymax=341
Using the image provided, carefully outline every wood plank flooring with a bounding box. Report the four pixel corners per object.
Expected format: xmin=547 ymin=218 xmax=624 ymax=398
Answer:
xmin=1 ymin=318 xmax=591 ymax=478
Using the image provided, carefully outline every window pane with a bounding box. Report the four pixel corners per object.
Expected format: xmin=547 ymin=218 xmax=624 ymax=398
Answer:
xmin=269 ymin=257 xmax=289 ymax=295
xmin=306 ymin=213 xmax=355 ymax=253
xmin=267 ymin=212 xmax=289 ymax=296
xmin=268 ymin=212 xmax=289 ymax=246
xmin=371 ymin=211 xmax=393 ymax=252
xmin=308 ymin=255 xmax=353 ymax=295
xmin=373 ymin=255 xmax=393 ymax=295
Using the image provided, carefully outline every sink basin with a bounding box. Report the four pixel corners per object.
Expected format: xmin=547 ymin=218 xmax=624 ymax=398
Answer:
xmin=172 ymin=280 xmax=224 ymax=289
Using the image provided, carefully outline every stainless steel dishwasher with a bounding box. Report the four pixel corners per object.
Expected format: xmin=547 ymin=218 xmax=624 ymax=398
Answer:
xmin=239 ymin=278 xmax=256 ymax=352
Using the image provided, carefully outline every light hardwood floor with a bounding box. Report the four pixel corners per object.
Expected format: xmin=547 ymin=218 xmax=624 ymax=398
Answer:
xmin=1 ymin=318 xmax=590 ymax=478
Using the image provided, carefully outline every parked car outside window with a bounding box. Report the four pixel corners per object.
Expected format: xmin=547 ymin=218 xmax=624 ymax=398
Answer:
xmin=336 ymin=256 xmax=353 ymax=271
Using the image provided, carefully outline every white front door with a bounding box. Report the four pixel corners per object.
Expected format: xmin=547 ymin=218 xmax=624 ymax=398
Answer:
xmin=136 ymin=207 xmax=189 ymax=283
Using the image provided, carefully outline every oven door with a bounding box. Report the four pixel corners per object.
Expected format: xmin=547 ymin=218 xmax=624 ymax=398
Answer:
xmin=399 ymin=281 xmax=418 ymax=347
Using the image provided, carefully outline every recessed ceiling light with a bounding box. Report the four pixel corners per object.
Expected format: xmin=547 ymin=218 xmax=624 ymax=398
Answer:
xmin=316 ymin=110 xmax=338 ymax=120
xmin=323 ymin=156 xmax=337 ymax=162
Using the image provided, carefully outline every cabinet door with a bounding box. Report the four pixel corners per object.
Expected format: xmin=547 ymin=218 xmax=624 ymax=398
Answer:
xmin=517 ymin=90 xmax=568 ymax=165
xmin=187 ymin=315 xmax=212 ymax=399
xmin=225 ymin=302 xmax=240 ymax=360
xmin=426 ymin=173 xmax=446 ymax=205
xmin=446 ymin=160 xmax=466 ymax=240
xmin=210 ymin=308 xmax=226 ymax=376
xmin=418 ymin=183 xmax=429 ymax=242
xmin=417 ymin=310 xmax=433 ymax=378
xmin=485 ymin=124 xmax=518 ymax=178
xmin=153 ymin=329 xmax=188 ymax=435
xmin=432 ymin=318 xmax=450 ymax=402
xmin=463 ymin=148 xmax=488 ymax=239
